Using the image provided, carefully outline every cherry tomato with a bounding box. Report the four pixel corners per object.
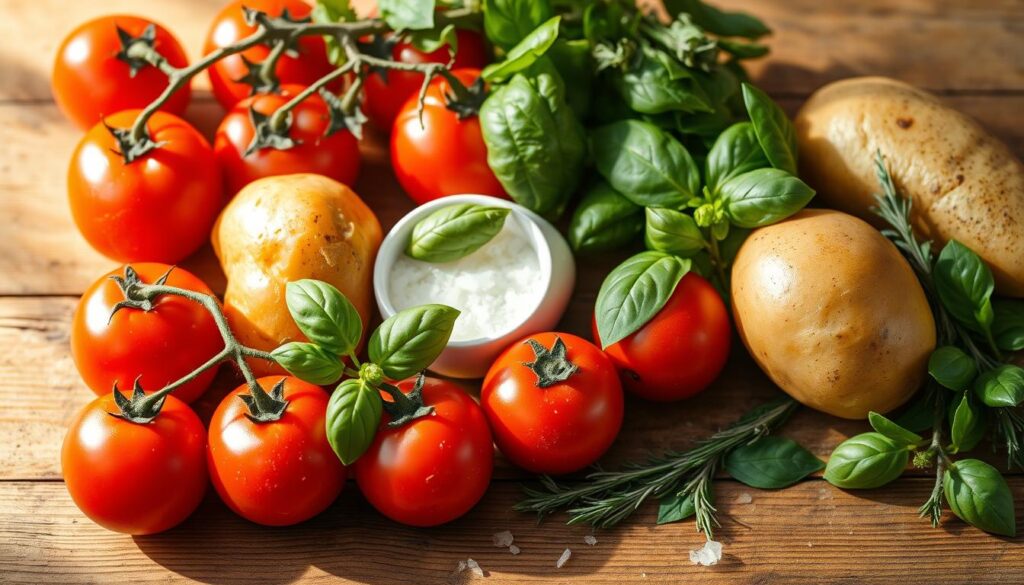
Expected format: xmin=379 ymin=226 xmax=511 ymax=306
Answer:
xmin=214 ymin=85 xmax=361 ymax=197
xmin=71 ymin=263 xmax=223 ymax=405
xmin=354 ymin=377 xmax=493 ymax=526
xmin=390 ymin=68 xmax=507 ymax=205
xmin=208 ymin=376 xmax=346 ymax=526
xmin=482 ymin=333 xmax=624 ymax=475
xmin=53 ymin=15 xmax=190 ymax=130
xmin=363 ymin=29 xmax=488 ymax=130
xmin=594 ymin=273 xmax=731 ymax=402
xmin=62 ymin=393 xmax=207 ymax=534
xmin=204 ymin=0 xmax=334 ymax=109
xmin=68 ymin=109 xmax=223 ymax=263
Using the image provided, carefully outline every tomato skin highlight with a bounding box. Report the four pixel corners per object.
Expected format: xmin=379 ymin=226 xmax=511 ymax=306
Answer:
xmin=62 ymin=394 xmax=207 ymax=535
xmin=390 ymin=68 xmax=508 ymax=205
xmin=203 ymin=0 xmax=334 ymax=109
xmin=52 ymin=15 xmax=191 ymax=130
xmin=482 ymin=332 xmax=624 ymax=475
xmin=208 ymin=376 xmax=346 ymax=526
xmin=68 ymin=110 xmax=223 ymax=264
xmin=595 ymin=273 xmax=732 ymax=402
xmin=354 ymin=377 xmax=494 ymax=527
xmin=214 ymin=85 xmax=361 ymax=197
xmin=71 ymin=263 xmax=223 ymax=405
xmin=363 ymin=29 xmax=488 ymax=130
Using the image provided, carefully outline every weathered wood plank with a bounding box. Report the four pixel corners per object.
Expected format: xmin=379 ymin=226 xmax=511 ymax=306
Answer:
xmin=0 ymin=480 xmax=1021 ymax=584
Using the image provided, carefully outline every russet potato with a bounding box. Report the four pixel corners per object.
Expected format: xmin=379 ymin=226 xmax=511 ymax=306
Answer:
xmin=731 ymin=209 xmax=936 ymax=419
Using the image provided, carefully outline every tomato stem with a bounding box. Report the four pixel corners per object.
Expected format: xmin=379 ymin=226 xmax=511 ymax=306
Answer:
xmin=378 ymin=376 xmax=434 ymax=428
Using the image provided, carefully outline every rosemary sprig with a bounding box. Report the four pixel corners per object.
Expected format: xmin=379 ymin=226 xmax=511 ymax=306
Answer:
xmin=515 ymin=397 xmax=798 ymax=538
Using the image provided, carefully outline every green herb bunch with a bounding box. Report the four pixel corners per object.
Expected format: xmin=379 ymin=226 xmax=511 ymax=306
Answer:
xmin=822 ymin=153 xmax=1022 ymax=537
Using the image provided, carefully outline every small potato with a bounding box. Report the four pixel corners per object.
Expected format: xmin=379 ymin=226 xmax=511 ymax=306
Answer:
xmin=795 ymin=76 xmax=1024 ymax=296
xmin=731 ymin=209 xmax=936 ymax=419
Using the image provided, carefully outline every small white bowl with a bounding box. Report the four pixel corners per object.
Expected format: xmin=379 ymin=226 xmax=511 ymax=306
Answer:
xmin=374 ymin=195 xmax=575 ymax=379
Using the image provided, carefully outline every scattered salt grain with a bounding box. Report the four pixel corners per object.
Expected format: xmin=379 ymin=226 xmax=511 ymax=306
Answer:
xmin=735 ymin=492 xmax=753 ymax=504
xmin=492 ymin=530 xmax=514 ymax=548
xmin=509 ymin=544 xmax=521 ymax=555
xmin=466 ymin=558 xmax=484 ymax=577
xmin=583 ymin=535 xmax=598 ymax=546
xmin=556 ymin=548 xmax=572 ymax=568
xmin=688 ymin=540 xmax=723 ymax=566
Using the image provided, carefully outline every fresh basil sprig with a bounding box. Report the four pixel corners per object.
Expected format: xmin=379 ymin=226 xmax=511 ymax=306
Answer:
xmin=270 ymin=342 xmax=345 ymax=385
xmin=741 ymin=83 xmax=798 ymax=174
xmin=724 ymin=436 xmax=823 ymax=489
xmin=944 ymin=459 xmax=1016 ymax=537
xmin=928 ymin=346 xmax=977 ymax=391
xmin=568 ymin=180 xmax=644 ymax=254
xmin=594 ymin=251 xmax=691 ymax=347
xmin=284 ymin=280 xmax=363 ymax=356
xmin=824 ymin=432 xmax=910 ymax=489
xmin=705 ymin=121 xmax=769 ymax=194
xmin=934 ymin=240 xmax=996 ymax=341
xmin=482 ymin=16 xmax=561 ymax=82
xmin=718 ymin=167 xmax=815 ymax=228
xmin=406 ymin=203 xmax=510 ymax=263
xmin=326 ymin=378 xmax=383 ymax=465
xmin=483 ymin=0 xmax=551 ymax=51
xmin=645 ymin=207 xmax=705 ymax=257
xmin=369 ymin=304 xmax=461 ymax=380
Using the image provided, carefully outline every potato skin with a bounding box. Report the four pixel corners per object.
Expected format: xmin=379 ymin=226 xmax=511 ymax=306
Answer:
xmin=731 ymin=209 xmax=936 ymax=419
xmin=795 ymin=76 xmax=1024 ymax=296
xmin=212 ymin=174 xmax=382 ymax=375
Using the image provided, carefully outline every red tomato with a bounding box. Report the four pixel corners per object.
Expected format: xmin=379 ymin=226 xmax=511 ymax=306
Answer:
xmin=68 ymin=110 xmax=223 ymax=263
xmin=354 ymin=377 xmax=493 ymax=526
xmin=71 ymin=263 xmax=223 ymax=404
xmin=62 ymin=393 xmax=207 ymax=534
xmin=214 ymin=85 xmax=361 ymax=197
xmin=52 ymin=15 xmax=190 ymax=130
xmin=595 ymin=273 xmax=731 ymax=402
xmin=363 ymin=29 xmax=488 ymax=130
xmin=204 ymin=0 xmax=334 ymax=109
xmin=208 ymin=376 xmax=346 ymax=526
xmin=482 ymin=333 xmax=624 ymax=475
xmin=390 ymin=68 xmax=507 ymax=205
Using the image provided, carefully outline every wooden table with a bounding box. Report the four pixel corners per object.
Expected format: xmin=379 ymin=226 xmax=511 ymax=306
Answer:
xmin=2 ymin=1 xmax=1023 ymax=583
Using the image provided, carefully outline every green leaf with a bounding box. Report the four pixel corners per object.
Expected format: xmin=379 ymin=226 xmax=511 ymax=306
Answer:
xmin=724 ymin=437 xmax=824 ymax=489
xmin=868 ymin=411 xmax=924 ymax=447
xmin=934 ymin=240 xmax=995 ymax=335
xmin=483 ymin=0 xmax=552 ymax=51
xmin=664 ymin=0 xmax=771 ymax=39
xmin=378 ymin=0 xmax=435 ymax=31
xmin=548 ymin=39 xmax=593 ymax=118
xmin=325 ymin=378 xmax=383 ymax=465
xmin=285 ymin=280 xmax=363 ymax=356
xmin=406 ymin=23 xmax=457 ymax=54
xmin=368 ymin=304 xmax=460 ymax=380
xmin=927 ymin=346 xmax=977 ymax=391
xmin=656 ymin=492 xmax=696 ymax=524
xmin=595 ymin=251 xmax=691 ymax=347
xmin=973 ymin=364 xmax=1024 ymax=407
xmin=992 ymin=299 xmax=1024 ymax=351
xmin=271 ymin=342 xmax=345 ymax=385
xmin=824 ymin=432 xmax=908 ymax=489
xmin=949 ymin=392 xmax=986 ymax=453
xmin=944 ymin=459 xmax=1016 ymax=536
xmin=591 ymin=120 xmax=701 ymax=209
xmin=719 ymin=168 xmax=815 ymax=228
xmin=610 ymin=47 xmax=712 ymax=115
xmin=312 ymin=0 xmax=356 ymax=65
xmin=568 ymin=180 xmax=644 ymax=254
xmin=705 ymin=122 xmax=769 ymax=194
xmin=717 ymin=38 xmax=770 ymax=60
xmin=742 ymin=83 xmax=798 ymax=175
xmin=406 ymin=203 xmax=510 ymax=263
xmin=645 ymin=208 xmax=705 ymax=257
xmin=482 ymin=16 xmax=560 ymax=82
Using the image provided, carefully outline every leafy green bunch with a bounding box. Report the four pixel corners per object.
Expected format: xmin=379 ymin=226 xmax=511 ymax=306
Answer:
xmin=823 ymin=154 xmax=1023 ymax=537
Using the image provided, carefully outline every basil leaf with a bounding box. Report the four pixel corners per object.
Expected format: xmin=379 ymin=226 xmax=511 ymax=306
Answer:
xmin=569 ymin=180 xmax=644 ymax=254
xmin=664 ymin=0 xmax=771 ymax=39
xmin=705 ymin=122 xmax=769 ymax=195
xmin=548 ymin=39 xmax=593 ymax=118
xmin=482 ymin=16 xmax=560 ymax=82
xmin=611 ymin=47 xmax=712 ymax=115
xmin=285 ymin=280 xmax=363 ymax=356
xmin=656 ymin=492 xmax=696 ymax=525
xmin=406 ymin=23 xmax=457 ymax=54
xmin=645 ymin=208 xmax=705 ymax=257
xmin=378 ymin=0 xmax=435 ymax=31
xmin=483 ymin=0 xmax=551 ymax=51
xmin=326 ymin=378 xmax=383 ymax=465
xmin=944 ymin=459 xmax=1016 ymax=537
xmin=949 ymin=392 xmax=986 ymax=453
xmin=406 ymin=203 xmax=510 ymax=263
xmin=973 ymin=364 xmax=1024 ymax=408
xmin=867 ymin=411 xmax=924 ymax=447
xmin=271 ymin=342 xmax=345 ymax=385
xmin=742 ymin=83 xmax=798 ymax=175
xmin=824 ymin=432 xmax=908 ymax=489
xmin=591 ymin=120 xmax=701 ymax=209
xmin=480 ymin=70 xmax=584 ymax=220
xmin=595 ymin=251 xmax=691 ymax=347
xmin=717 ymin=38 xmax=770 ymax=60
xmin=927 ymin=346 xmax=977 ymax=391
xmin=724 ymin=437 xmax=824 ymax=489
xmin=719 ymin=168 xmax=815 ymax=228
xmin=369 ymin=304 xmax=460 ymax=380
xmin=934 ymin=240 xmax=995 ymax=334
xmin=992 ymin=299 xmax=1024 ymax=351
